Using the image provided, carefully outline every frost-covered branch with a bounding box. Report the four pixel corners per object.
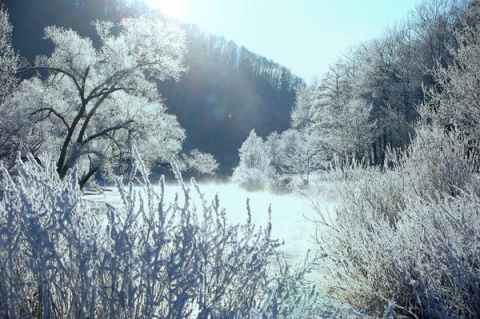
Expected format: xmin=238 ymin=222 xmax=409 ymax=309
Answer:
xmin=30 ymin=107 xmax=70 ymax=129
xmin=0 ymin=152 xmax=323 ymax=318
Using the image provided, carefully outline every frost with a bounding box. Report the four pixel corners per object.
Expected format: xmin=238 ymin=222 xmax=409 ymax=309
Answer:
xmin=0 ymin=152 xmax=325 ymax=318
xmin=3 ymin=15 xmax=193 ymax=188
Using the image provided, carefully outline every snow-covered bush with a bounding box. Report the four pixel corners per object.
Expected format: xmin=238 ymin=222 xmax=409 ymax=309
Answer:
xmin=0 ymin=151 xmax=322 ymax=318
xmin=0 ymin=153 xmax=103 ymax=318
xmin=319 ymin=185 xmax=480 ymax=318
xmin=316 ymin=124 xmax=480 ymax=318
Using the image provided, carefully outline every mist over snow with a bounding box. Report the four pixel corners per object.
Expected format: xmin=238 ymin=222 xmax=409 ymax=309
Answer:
xmin=86 ymin=180 xmax=339 ymax=263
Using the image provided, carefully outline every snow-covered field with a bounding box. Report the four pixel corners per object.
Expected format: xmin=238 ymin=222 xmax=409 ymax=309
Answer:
xmin=86 ymin=180 xmax=339 ymax=263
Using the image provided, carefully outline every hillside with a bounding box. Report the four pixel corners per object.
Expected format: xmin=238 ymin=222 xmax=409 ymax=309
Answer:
xmin=159 ymin=26 xmax=303 ymax=175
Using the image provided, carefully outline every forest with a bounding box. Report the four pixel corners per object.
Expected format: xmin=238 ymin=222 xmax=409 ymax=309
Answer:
xmin=0 ymin=0 xmax=479 ymax=318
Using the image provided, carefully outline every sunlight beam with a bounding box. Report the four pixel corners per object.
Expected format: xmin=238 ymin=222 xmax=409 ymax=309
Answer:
xmin=142 ymin=0 xmax=187 ymax=21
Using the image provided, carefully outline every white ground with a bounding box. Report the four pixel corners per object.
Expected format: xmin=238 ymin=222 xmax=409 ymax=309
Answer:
xmin=86 ymin=179 xmax=339 ymax=264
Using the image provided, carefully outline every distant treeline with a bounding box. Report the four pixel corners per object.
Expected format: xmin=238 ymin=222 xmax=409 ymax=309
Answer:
xmin=288 ymin=0 xmax=473 ymax=166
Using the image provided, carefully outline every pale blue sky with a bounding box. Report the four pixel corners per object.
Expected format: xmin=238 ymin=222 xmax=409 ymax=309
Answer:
xmin=145 ymin=0 xmax=421 ymax=82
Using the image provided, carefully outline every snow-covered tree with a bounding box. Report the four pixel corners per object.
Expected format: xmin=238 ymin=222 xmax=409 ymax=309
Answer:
xmin=233 ymin=127 xmax=326 ymax=191
xmin=291 ymin=81 xmax=377 ymax=165
xmin=5 ymin=16 xmax=217 ymax=187
xmin=421 ymin=5 xmax=480 ymax=144
xmin=266 ymin=129 xmax=324 ymax=187
xmin=231 ymin=130 xmax=277 ymax=191
xmin=0 ymin=6 xmax=24 ymax=165
xmin=0 ymin=6 xmax=19 ymax=102
xmin=325 ymin=99 xmax=377 ymax=163
xmin=290 ymin=82 xmax=320 ymax=131
xmin=181 ymin=149 xmax=219 ymax=175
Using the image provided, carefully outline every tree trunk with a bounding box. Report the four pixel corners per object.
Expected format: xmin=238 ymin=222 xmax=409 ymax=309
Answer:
xmin=79 ymin=166 xmax=99 ymax=190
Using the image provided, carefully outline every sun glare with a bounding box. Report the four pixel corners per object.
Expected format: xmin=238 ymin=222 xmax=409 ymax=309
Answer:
xmin=143 ymin=0 xmax=187 ymax=21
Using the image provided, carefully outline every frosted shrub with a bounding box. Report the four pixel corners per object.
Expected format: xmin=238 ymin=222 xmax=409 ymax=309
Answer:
xmin=0 ymin=152 xmax=323 ymax=318
xmin=317 ymin=126 xmax=480 ymax=318
xmin=389 ymin=125 xmax=477 ymax=198
xmin=232 ymin=129 xmax=279 ymax=191
xmin=320 ymin=189 xmax=480 ymax=318
xmin=0 ymin=154 xmax=103 ymax=318
xmin=327 ymin=125 xmax=477 ymax=228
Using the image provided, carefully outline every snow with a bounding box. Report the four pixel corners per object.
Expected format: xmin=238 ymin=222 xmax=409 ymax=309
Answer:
xmin=180 ymin=182 xmax=315 ymax=261
xmin=86 ymin=180 xmax=339 ymax=263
